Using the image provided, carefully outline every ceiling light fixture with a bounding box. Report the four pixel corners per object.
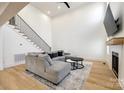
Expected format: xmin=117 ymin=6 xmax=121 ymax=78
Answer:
xmin=57 ymin=6 xmax=61 ymax=9
xmin=47 ymin=11 xmax=51 ymax=14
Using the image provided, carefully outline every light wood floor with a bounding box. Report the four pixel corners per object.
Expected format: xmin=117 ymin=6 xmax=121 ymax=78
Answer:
xmin=83 ymin=61 xmax=122 ymax=90
xmin=0 ymin=61 xmax=122 ymax=90
xmin=0 ymin=65 xmax=48 ymax=90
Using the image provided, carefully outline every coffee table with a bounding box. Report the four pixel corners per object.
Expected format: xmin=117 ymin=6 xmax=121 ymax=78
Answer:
xmin=66 ymin=59 xmax=84 ymax=70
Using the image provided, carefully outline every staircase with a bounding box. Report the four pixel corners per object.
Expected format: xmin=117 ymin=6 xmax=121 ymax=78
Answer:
xmin=9 ymin=15 xmax=51 ymax=52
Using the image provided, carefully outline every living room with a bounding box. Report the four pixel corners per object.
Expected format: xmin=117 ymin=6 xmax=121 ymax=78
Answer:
xmin=0 ymin=1 xmax=123 ymax=92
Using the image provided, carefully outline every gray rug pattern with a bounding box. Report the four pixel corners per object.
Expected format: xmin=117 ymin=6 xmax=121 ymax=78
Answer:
xmin=26 ymin=61 xmax=92 ymax=90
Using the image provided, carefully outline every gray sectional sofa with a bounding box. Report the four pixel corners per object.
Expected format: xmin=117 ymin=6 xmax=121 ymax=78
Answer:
xmin=25 ymin=50 xmax=84 ymax=84
xmin=25 ymin=52 xmax=71 ymax=84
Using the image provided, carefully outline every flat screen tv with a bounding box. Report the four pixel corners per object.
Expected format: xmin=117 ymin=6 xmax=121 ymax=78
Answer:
xmin=104 ymin=4 xmax=118 ymax=36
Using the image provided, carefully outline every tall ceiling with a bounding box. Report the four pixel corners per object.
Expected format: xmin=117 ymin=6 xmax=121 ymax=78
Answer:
xmin=30 ymin=2 xmax=89 ymax=18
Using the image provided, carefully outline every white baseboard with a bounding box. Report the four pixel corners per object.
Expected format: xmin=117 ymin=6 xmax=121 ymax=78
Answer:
xmin=4 ymin=61 xmax=25 ymax=69
xmin=84 ymin=58 xmax=106 ymax=62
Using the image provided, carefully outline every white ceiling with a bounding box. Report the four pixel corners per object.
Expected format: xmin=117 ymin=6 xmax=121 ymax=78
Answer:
xmin=30 ymin=2 xmax=89 ymax=18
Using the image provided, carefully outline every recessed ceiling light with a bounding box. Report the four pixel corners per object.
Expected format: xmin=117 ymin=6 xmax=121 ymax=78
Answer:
xmin=47 ymin=11 xmax=51 ymax=14
xmin=57 ymin=6 xmax=61 ymax=9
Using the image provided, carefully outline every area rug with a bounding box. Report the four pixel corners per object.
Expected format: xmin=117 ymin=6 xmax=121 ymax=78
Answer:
xmin=26 ymin=61 xmax=92 ymax=90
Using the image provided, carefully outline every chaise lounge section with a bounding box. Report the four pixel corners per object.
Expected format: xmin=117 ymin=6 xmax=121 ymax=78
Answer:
xmin=25 ymin=53 xmax=71 ymax=84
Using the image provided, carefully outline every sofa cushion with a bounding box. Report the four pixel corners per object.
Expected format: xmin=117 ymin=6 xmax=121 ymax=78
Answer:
xmin=48 ymin=51 xmax=58 ymax=58
xmin=58 ymin=50 xmax=64 ymax=56
xmin=52 ymin=52 xmax=58 ymax=58
xmin=38 ymin=54 xmax=52 ymax=66
xmin=46 ymin=61 xmax=71 ymax=77
xmin=48 ymin=53 xmax=53 ymax=58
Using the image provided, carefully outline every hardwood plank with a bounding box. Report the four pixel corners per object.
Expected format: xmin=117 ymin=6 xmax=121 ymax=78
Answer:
xmin=83 ymin=61 xmax=122 ymax=90
xmin=0 ymin=65 xmax=48 ymax=90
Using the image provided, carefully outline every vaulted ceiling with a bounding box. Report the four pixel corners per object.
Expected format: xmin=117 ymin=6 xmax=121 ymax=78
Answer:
xmin=30 ymin=2 xmax=89 ymax=18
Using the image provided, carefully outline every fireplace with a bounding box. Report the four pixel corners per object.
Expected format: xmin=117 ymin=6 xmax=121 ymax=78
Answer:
xmin=112 ymin=51 xmax=119 ymax=78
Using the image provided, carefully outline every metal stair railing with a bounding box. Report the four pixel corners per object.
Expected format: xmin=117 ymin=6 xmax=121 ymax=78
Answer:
xmin=9 ymin=15 xmax=51 ymax=52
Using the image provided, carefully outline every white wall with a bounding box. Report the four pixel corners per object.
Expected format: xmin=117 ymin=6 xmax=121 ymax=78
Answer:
xmin=51 ymin=3 xmax=107 ymax=61
xmin=18 ymin=4 xmax=52 ymax=47
xmin=2 ymin=24 xmax=40 ymax=68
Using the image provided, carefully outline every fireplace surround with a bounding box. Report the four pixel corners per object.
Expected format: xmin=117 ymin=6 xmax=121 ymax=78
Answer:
xmin=112 ymin=51 xmax=119 ymax=78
